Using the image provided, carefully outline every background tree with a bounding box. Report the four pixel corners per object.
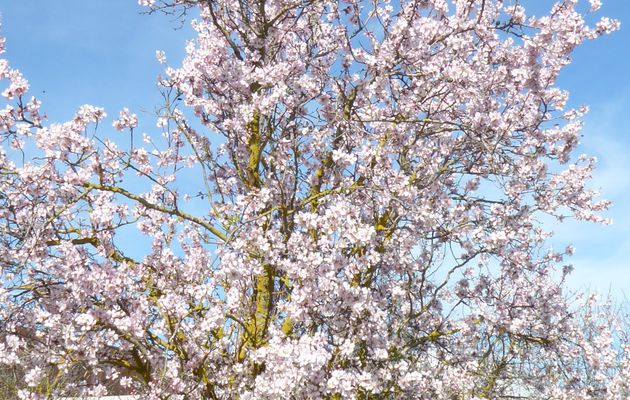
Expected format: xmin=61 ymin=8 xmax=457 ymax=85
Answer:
xmin=0 ymin=0 xmax=628 ymax=398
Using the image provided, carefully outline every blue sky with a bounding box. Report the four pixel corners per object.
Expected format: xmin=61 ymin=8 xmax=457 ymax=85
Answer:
xmin=0 ymin=1 xmax=629 ymax=299
xmin=0 ymin=1 xmax=193 ymax=122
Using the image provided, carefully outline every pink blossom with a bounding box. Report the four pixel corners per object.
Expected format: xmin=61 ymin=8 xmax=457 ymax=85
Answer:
xmin=155 ymin=50 xmax=166 ymax=64
xmin=0 ymin=1 xmax=627 ymax=398
xmin=112 ymin=107 xmax=138 ymax=131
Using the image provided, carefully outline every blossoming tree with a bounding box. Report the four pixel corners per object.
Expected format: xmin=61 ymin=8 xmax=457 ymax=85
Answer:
xmin=1 ymin=0 xmax=629 ymax=398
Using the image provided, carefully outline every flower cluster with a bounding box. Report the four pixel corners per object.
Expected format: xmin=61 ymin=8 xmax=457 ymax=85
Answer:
xmin=112 ymin=107 xmax=138 ymax=131
xmin=0 ymin=1 xmax=627 ymax=399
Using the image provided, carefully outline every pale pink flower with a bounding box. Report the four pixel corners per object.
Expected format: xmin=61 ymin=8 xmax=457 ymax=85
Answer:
xmin=112 ymin=107 xmax=138 ymax=131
